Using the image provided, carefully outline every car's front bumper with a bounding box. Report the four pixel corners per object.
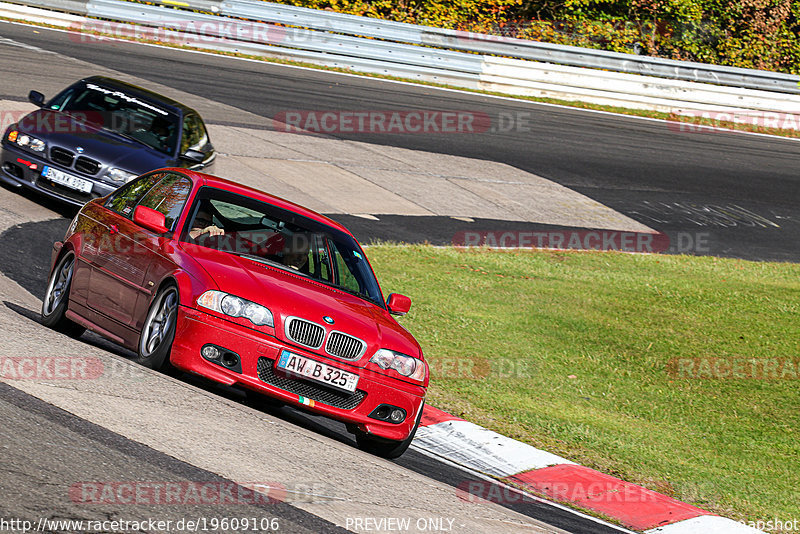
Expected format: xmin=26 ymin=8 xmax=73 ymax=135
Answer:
xmin=1 ymin=142 xmax=117 ymax=206
xmin=170 ymin=306 xmax=427 ymax=442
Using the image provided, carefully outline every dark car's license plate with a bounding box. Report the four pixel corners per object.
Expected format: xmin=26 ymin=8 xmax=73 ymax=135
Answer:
xmin=42 ymin=165 xmax=92 ymax=193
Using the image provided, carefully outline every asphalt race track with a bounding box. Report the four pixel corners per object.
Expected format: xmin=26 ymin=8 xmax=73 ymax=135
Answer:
xmin=0 ymin=22 xmax=798 ymax=262
xmin=0 ymin=216 xmax=625 ymax=534
xmin=0 ymin=17 xmax=797 ymax=534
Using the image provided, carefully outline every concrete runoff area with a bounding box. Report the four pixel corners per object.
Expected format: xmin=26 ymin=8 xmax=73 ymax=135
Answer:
xmin=0 ymin=95 xmax=651 ymax=233
xmin=0 ymin=186 xmax=567 ymax=534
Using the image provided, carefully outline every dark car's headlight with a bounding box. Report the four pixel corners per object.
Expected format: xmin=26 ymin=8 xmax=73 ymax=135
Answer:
xmin=197 ymin=290 xmax=274 ymax=327
xmin=7 ymin=130 xmax=46 ymax=153
xmin=370 ymin=349 xmax=427 ymax=382
xmin=107 ymin=168 xmax=138 ymax=183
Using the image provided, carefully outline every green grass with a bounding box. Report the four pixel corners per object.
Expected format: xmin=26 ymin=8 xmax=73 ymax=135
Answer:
xmin=367 ymin=245 xmax=800 ymax=525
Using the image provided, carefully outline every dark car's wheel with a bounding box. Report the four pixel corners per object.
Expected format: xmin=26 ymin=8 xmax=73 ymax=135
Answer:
xmin=355 ymin=402 xmax=425 ymax=459
xmin=41 ymin=252 xmax=85 ymax=338
xmin=137 ymin=285 xmax=178 ymax=371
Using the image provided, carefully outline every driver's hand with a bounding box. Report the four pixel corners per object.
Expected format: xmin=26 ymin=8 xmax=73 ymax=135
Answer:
xmin=190 ymin=225 xmax=224 ymax=239
xmin=205 ymin=225 xmax=224 ymax=236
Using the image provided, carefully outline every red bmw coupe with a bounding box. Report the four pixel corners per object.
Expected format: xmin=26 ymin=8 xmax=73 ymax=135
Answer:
xmin=42 ymin=168 xmax=428 ymax=458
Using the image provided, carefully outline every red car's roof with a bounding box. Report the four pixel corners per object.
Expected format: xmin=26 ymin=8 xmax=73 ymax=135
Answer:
xmin=166 ymin=168 xmax=354 ymax=237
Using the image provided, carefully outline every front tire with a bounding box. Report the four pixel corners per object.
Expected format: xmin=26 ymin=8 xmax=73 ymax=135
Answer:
xmin=41 ymin=252 xmax=85 ymax=338
xmin=137 ymin=285 xmax=178 ymax=371
xmin=355 ymin=402 xmax=425 ymax=459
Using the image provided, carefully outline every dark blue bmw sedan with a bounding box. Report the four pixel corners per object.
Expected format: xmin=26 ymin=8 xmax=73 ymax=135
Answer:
xmin=1 ymin=76 xmax=215 ymax=206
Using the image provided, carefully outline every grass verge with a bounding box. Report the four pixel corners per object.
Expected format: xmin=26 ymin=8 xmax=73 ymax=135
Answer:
xmin=367 ymin=244 xmax=799 ymax=525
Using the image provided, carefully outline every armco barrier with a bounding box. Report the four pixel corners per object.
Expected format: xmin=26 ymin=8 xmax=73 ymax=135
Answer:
xmin=8 ymin=0 xmax=800 ymax=95
xmin=218 ymin=0 xmax=800 ymax=95
xmin=87 ymin=0 xmax=485 ymax=75
xmin=3 ymin=0 xmax=800 ymax=120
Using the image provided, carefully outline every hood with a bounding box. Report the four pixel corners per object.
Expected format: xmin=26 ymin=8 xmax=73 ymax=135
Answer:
xmin=184 ymin=245 xmax=421 ymax=366
xmin=18 ymin=109 xmax=169 ymax=173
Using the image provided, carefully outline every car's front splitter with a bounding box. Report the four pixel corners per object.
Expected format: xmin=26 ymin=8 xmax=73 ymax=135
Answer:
xmin=170 ymin=306 xmax=426 ymax=442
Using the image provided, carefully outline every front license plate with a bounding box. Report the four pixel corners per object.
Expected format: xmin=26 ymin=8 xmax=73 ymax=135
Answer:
xmin=42 ymin=165 xmax=93 ymax=193
xmin=277 ymin=350 xmax=359 ymax=392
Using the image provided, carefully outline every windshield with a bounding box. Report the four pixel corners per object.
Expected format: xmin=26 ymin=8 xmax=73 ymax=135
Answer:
xmin=182 ymin=187 xmax=385 ymax=307
xmin=48 ymin=82 xmax=180 ymax=155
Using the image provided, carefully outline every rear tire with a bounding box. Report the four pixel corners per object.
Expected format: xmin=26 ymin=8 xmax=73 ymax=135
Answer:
xmin=136 ymin=285 xmax=178 ymax=371
xmin=41 ymin=252 xmax=85 ymax=338
xmin=355 ymin=402 xmax=424 ymax=459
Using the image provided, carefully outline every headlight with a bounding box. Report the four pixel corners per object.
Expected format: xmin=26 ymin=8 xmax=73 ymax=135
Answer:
xmin=9 ymin=130 xmax=46 ymax=153
xmin=370 ymin=349 xmax=427 ymax=382
xmin=196 ymin=290 xmax=274 ymax=327
xmin=107 ymin=168 xmax=138 ymax=183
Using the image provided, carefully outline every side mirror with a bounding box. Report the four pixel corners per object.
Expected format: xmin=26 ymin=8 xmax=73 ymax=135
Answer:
xmin=386 ymin=293 xmax=412 ymax=316
xmin=133 ymin=205 xmax=168 ymax=234
xmin=29 ymin=91 xmax=45 ymax=107
xmin=180 ymin=149 xmax=206 ymax=164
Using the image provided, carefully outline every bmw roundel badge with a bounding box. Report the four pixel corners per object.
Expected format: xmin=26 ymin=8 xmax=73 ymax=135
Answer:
xmin=323 ymin=316 xmax=335 ymax=325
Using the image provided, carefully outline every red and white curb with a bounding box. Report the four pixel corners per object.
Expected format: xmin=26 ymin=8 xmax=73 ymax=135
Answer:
xmin=413 ymin=406 xmax=763 ymax=533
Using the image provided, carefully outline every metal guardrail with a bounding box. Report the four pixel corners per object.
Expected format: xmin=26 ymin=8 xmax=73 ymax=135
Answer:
xmin=215 ymin=0 xmax=800 ymax=95
xmin=12 ymin=0 xmax=87 ymax=13
xmin=88 ymin=0 xmax=484 ymax=74
xmin=5 ymin=0 xmax=800 ymax=100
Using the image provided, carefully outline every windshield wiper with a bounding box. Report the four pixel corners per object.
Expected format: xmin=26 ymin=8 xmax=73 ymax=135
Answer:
xmin=330 ymin=284 xmax=382 ymax=306
xmin=110 ymin=129 xmax=158 ymax=151
xmin=235 ymin=253 xmax=382 ymax=305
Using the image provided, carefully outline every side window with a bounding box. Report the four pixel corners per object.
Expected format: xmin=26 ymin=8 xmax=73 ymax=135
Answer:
xmin=180 ymin=114 xmax=208 ymax=154
xmin=105 ymin=173 xmax=164 ymax=218
xmin=136 ymin=174 xmax=193 ymax=230
xmin=47 ymin=86 xmax=77 ymax=111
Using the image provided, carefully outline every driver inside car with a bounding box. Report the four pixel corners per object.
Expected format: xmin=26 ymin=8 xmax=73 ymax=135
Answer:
xmin=282 ymin=234 xmax=310 ymax=272
xmin=189 ymin=202 xmax=224 ymax=240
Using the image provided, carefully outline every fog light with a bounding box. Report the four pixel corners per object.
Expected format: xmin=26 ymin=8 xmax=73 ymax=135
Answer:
xmin=368 ymin=404 xmax=407 ymax=424
xmin=221 ymin=352 xmax=240 ymax=369
xmin=201 ymin=345 xmax=220 ymax=360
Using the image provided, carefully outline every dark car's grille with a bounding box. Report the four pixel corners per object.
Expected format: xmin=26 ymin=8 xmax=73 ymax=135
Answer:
xmin=75 ymin=156 xmax=101 ymax=175
xmin=326 ymin=332 xmax=366 ymax=360
xmin=50 ymin=147 xmax=75 ymax=167
xmin=285 ymin=317 xmax=325 ymax=349
xmin=256 ymin=357 xmax=366 ymax=410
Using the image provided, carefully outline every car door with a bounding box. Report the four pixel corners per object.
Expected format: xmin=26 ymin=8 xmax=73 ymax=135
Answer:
xmin=76 ymin=172 xmax=162 ymax=316
xmin=126 ymin=172 xmax=194 ymax=332
xmin=87 ymin=172 xmax=191 ymax=333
